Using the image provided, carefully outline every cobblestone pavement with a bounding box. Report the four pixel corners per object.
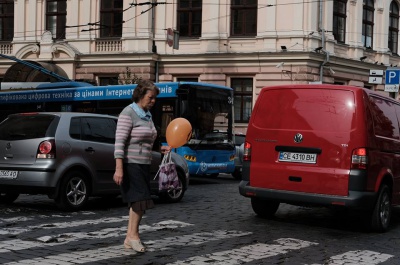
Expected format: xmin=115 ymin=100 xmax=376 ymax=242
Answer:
xmin=0 ymin=177 xmax=400 ymax=265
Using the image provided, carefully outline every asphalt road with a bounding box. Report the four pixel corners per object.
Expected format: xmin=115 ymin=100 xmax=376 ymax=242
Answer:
xmin=0 ymin=174 xmax=399 ymax=264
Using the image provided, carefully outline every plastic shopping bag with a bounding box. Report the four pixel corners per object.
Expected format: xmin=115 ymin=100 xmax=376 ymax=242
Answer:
xmin=154 ymin=152 xmax=179 ymax=191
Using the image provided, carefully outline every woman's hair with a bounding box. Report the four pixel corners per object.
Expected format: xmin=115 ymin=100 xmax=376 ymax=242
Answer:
xmin=132 ymin=79 xmax=160 ymax=102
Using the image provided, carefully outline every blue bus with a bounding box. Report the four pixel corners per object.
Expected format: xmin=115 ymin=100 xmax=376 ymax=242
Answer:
xmin=0 ymin=81 xmax=236 ymax=177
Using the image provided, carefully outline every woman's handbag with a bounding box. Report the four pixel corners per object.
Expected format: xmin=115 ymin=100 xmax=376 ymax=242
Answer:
xmin=154 ymin=152 xmax=179 ymax=191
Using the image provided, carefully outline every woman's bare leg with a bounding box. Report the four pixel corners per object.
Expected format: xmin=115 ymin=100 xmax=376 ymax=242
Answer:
xmin=126 ymin=208 xmax=143 ymax=241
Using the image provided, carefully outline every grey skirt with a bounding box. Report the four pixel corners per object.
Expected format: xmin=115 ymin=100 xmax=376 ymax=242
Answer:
xmin=121 ymin=163 xmax=154 ymax=211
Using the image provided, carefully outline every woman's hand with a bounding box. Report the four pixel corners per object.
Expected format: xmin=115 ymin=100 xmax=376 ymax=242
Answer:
xmin=113 ymin=158 xmax=124 ymax=185
xmin=113 ymin=169 xmax=123 ymax=185
xmin=160 ymin=145 xmax=171 ymax=154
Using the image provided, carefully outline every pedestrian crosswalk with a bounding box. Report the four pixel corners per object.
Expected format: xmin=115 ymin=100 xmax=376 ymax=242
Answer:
xmin=167 ymin=238 xmax=318 ymax=265
xmin=0 ymin=214 xmax=395 ymax=264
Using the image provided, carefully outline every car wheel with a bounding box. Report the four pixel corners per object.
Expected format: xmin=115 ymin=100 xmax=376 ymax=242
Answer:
xmin=251 ymin=197 xmax=280 ymax=218
xmin=0 ymin=192 xmax=19 ymax=204
xmin=56 ymin=171 xmax=89 ymax=211
xmin=160 ymin=171 xmax=185 ymax=203
xmin=369 ymin=184 xmax=392 ymax=232
xmin=231 ymin=168 xmax=242 ymax=180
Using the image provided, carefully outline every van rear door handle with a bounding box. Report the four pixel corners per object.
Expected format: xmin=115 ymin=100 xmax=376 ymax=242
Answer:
xmin=289 ymin=176 xmax=302 ymax=182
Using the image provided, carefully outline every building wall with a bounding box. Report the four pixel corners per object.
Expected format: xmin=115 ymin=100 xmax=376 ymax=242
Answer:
xmin=1 ymin=0 xmax=399 ymax=132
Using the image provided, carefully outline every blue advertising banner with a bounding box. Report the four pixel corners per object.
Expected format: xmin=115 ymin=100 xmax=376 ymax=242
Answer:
xmin=0 ymin=83 xmax=179 ymax=104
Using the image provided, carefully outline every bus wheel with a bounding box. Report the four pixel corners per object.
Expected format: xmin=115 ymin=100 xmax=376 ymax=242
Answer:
xmin=369 ymin=184 xmax=392 ymax=232
xmin=56 ymin=171 xmax=89 ymax=211
xmin=160 ymin=172 xmax=185 ymax=203
xmin=251 ymin=198 xmax=280 ymax=218
xmin=0 ymin=192 xmax=19 ymax=204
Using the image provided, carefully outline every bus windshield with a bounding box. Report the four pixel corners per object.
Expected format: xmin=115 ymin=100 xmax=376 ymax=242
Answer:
xmin=179 ymin=84 xmax=232 ymax=143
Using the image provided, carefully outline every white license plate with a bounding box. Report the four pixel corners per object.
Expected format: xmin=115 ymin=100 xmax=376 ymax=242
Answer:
xmin=278 ymin=152 xmax=317 ymax=164
xmin=0 ymin=170 xmax=18 ymax=179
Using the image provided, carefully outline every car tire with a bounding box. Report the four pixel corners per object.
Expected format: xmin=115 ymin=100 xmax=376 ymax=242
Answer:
xmin=232 ymin=168 xmax=242 ymax=180
xmin=369 ymin=184 xmax=392 ymax=232
xmin=0 ymin=192 xmax=20 ymax=204
xmin=251 ymin=198 xmax=280 ymax=218
xmin=55 ymin=171 xmax=90 ymax=211
xmin=159 ymin=171 xmax=186 ymax=203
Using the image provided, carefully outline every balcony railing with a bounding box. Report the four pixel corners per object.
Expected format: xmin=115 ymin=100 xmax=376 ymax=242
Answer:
xmin=0 ymin=43 xmax=13 ymax=54
xmin=95 ymin=39 xmax=122 ymax=52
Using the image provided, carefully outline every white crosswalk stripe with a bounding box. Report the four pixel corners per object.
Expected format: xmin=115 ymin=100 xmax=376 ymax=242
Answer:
xmin=0 ymin=220 xmax=193 ymax=253
xmin=0 ymin=215 xmax=129 ymax=235
xmin=2 ymin=230 xmax=252 ymax=264
xmin=166 ymin=238 xmax=318 ymax=265
xmin=318 ymin=250 xmax=393 ymax=265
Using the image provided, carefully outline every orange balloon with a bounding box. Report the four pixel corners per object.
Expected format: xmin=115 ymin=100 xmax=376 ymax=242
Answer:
xmin=166 ymin=118 xmax=192 ymax=148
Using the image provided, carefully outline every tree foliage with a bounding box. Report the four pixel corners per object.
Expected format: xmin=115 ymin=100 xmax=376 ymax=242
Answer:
xmin=118 ymin=67 xmax=142 ymax=84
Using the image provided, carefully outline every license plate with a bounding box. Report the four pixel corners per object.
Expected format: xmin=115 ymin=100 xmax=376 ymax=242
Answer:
xmin=278 ymin=152 xmax=317 ymax=164
xmin=0 ymin=170 xmax=18 ymax=179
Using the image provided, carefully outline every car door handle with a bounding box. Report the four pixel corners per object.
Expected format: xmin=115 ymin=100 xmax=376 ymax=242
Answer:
xmin=85 ymin=147 xmax=95 ymax=153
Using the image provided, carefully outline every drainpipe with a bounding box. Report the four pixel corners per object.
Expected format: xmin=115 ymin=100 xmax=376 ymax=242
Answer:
xmin=151 ymin=0 xmax=159 ymax=82
xmin=318 ymin=0 xmax=329 ymax=82
xmin=151 ymin=0 xmax=157 ymax=53
xmin=319 ymin=50 xmax=329 ymax=82
xmin=155 ymin=61 xmax=159 ymax=82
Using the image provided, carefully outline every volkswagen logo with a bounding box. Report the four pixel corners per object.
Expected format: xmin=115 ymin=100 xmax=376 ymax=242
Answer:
xmin=294 ymin=133 xmax=303 ymax=143
xmin=6 ymin=142 xmax=12 ymax=150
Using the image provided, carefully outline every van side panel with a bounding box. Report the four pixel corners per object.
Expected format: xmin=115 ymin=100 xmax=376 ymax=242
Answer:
xmin=367 ymin=95 xmax=400 ymax=204
xmin=247 ymin=87 xmax=366 ymax=196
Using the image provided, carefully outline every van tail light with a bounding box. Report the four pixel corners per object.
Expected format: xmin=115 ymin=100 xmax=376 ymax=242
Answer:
xmin=37 ymin=140 xmax=56 ymax=159
xmin=243 ymin=141 xmax=251 ymax=161
xmin=351 ymin=147 xmax=368 ymax=169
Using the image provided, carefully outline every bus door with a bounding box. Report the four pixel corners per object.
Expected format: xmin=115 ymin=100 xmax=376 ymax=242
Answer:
xmin=152 ymin=98 xmax=176 ymax=143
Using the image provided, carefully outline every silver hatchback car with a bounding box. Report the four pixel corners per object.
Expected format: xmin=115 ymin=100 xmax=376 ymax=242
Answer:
xmin=0 ymin=112 xmax=189 ymax=211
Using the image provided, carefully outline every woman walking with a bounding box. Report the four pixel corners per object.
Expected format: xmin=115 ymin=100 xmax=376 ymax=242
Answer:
xmin=113 ymin=79 xmax=159 ymax=253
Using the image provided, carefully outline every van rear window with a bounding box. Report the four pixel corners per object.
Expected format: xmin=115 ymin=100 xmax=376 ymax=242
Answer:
xmin=369 ymin=96 xmax=400 ymax=139
xmin=253 ymin=88 xmax=356 ymax=132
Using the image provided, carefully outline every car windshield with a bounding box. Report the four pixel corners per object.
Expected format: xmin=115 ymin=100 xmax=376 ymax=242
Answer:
xmin=0 ymin=114 xmax=57 ymax=140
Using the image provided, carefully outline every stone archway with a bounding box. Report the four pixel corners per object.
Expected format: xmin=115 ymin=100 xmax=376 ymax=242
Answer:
xmin=3 ymin=36 xmax=78 ymax=82
xmin=2 ymin=60 xmax=69 ymax=82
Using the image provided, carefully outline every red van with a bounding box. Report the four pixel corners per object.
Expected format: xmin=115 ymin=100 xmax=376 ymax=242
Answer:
xmin=239 ymin=84 xmax=400 ymax=232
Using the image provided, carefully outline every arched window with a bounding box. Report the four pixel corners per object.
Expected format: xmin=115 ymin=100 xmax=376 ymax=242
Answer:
xmin=362 ymin=0 xmax=374 ymax=49
xmin=333 ymin=0 xmax=347 ymax=43
xmin=389 ymin=1 xmax=399 ymax=54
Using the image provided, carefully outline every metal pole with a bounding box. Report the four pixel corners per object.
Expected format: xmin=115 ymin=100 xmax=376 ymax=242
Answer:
xmin=319 ymin=0 xmax=327 ymax=82
xmin=151 ymin=0 xmax=157 ymax=53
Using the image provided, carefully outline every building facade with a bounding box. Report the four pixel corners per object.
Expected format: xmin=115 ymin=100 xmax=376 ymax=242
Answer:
xmin=0 ymin=0 xmax=399 ymax=133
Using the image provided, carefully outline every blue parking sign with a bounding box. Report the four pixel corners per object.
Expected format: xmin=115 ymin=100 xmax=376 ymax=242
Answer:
xmin=385 ymin=69 xmax=400 ymax=85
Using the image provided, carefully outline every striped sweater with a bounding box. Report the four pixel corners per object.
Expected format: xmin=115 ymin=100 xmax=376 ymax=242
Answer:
xmin=114 ymin=106 xmax=157 ymax=164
